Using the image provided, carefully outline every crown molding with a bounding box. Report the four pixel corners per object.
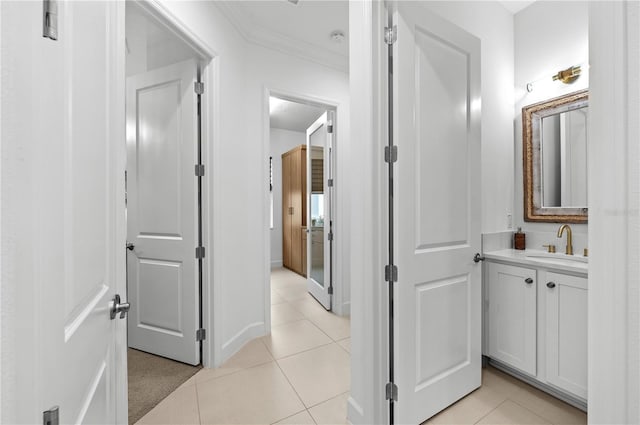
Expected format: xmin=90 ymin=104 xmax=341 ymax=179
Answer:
xmin=214 ymin=2 xmax=348 ymax=73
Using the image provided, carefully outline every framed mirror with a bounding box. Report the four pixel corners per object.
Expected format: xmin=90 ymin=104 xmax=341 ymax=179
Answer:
xmin=523 ymin=89 xmax=588 ymax=223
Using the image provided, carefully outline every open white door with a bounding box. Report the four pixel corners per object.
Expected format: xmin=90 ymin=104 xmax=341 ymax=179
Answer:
xmin=306 ymin=112 xmax=334 ymax=310
xmin=2 ymin=1 xmax=127 ymax=423
xmin=126 ymin=60 xmax=200 ymax=365
xmin=392 ymin=3 xmax=482 ymax=423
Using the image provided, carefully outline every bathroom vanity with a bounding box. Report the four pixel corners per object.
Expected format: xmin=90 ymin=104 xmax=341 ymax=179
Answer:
xmin=483 ymin=249 xmax=588 ymax=410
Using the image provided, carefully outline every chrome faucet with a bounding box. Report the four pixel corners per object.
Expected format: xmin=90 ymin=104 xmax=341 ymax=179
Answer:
xmin=557 ymin=224 xmax=573 ymax=255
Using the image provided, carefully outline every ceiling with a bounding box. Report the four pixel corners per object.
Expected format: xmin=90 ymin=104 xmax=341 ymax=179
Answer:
xmin=216 ymin=0 xmax=349 ymax=72
xmin=498 ymin=1 xmax=536 ymax=14
xmin=270 ymin=97 xmax=326 ymax=132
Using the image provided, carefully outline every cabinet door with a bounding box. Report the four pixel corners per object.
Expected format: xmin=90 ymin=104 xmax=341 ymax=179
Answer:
xmin=488 ymin=263 xmax=537 ymax=376
xmin=290 ymin=150 xmax=302 ymax=273
xmin=545 ymin=272 xmax=587 ymax=399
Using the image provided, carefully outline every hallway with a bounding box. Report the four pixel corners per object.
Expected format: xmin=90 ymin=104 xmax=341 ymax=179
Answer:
xmin=135 ymin=268 xmax=351 ymax=424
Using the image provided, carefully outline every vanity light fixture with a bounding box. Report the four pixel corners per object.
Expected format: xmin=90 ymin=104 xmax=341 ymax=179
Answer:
xmin=552 ymin=65 xmax=581 ymax=84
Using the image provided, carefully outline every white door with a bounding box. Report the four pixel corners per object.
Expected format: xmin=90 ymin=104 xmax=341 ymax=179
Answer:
xmin=126 ymin=60 xmax=200 ymax=365
xmin=306 ymin=112 xmax=333 ymax=310
xmin=2 ymin=1 xmax=127 ymax=423
xmin=393 ymin=3 xmax=482 ymax=423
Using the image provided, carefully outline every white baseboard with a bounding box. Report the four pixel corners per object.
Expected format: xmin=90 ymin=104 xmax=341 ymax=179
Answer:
xmin=347 ymin=396 xmax=365 ymax=425
xmin=271 ymin=260 xmax=283 ymax=269
xmin=221 ymin=322 xmax=265 ymax=363
xmin=342 ymin=301 xmax=351 ymax=316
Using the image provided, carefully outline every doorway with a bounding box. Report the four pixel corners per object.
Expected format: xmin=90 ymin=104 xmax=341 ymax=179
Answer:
xmin=124 ymin=3 xmax=209 ymax=422
xmin=268 ymin=94 xmax=338 ymax=312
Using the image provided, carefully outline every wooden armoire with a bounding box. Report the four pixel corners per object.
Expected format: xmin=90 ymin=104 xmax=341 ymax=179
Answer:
xmin=282 ymin=145 xmax=307 ymax=276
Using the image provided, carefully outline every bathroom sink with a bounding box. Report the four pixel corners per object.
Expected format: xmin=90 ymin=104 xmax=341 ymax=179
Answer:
xmin=526 ymin=252 xmax=588 ymax=264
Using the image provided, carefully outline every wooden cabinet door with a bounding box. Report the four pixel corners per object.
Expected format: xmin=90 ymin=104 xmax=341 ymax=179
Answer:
xmin=282 ymin=153 xmax=292 ymax=268
xmin=488 ymin=262 xmax=537 ymax=376
xmin=290 ymin=149 xmax=302 ymax=273
xmin=545 ymin=272 xmax=588 ymax=399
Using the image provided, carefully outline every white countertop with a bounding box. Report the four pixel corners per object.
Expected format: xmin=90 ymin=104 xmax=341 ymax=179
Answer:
xmin=484 ymin=249 xmax=588 ymax=275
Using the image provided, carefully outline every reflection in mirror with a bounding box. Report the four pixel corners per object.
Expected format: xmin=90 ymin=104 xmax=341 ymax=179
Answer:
xmin=541 ymin=107 xmax=588 ymax=208
xmin=309 ymin=144 xmax=324 ymax=287
xmin=523 ymin=89 xmax=588 ymax=223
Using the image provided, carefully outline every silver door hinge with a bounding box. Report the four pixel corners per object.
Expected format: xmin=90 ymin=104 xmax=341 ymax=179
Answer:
xmin=43 ymin=406 xmax=59 ymax=425
xmin=196 ymin=328 xmax=206 ymax=341
xmin=385 ymin=265 xmax=398 ymax=282
xmin=327 ymin=124 xmax=334 ymax=134
xmin=385 ymin=146 xmax=398 ymax=163
xmin=195 ymin=164 xmax=205 ymax=176
xmin=328 ymin=231 xmax=334 ymax=241
xmin=196 ymin=246 xmax=205 ymax=259
xmin=384 ymin=26 xmax=397 ymax=45
xmin=327 ymin=178 xmax=334 ymax=187
xmin=43 ymin=0 xmax=58 ymax=40
xmin=194 ymin=81 xmax=204 ymax=94
xmin=385 ymin=382 xmax=398 ymax=401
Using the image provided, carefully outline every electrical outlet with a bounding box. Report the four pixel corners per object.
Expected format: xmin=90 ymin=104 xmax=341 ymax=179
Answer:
xmin=507 ymin=212 xmax=513 ymax=228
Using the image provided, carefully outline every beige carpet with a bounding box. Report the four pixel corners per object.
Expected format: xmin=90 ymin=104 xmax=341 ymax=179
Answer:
xmin=128 ymin=348 xmax=201 ymax=424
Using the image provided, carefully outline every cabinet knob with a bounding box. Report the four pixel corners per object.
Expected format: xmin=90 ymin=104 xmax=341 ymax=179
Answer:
xmin=547 ymin=282 xmax=556 ymax=289
xmin=525 ymin=278 xmax=533 ymax=284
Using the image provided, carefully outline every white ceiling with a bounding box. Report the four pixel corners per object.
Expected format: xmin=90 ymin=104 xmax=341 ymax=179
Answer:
xmin=270 ymin=97 xmax=326 ymax=132
xmin=498 ymin=1 xmax=536 ymax=14
xmin=216 ymin=0 xmax=349 ymax=72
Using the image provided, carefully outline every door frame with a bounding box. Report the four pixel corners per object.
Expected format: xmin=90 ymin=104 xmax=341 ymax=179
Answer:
xmin=119 ymin=2 xmax=217 ymax=421
xmin=262 ymin=88 xmax=340 ymax=330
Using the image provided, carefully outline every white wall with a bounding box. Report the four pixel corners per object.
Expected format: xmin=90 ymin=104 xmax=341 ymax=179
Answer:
xmin=514 ymin=2 xmax=589 ymax=238
xmin=245 ymin=43 xmax=352 ymax=315
xmin=270 ymin=128 xmax=306 ymax=268
xmin=156 ymin=1 xmax=351 ymax=365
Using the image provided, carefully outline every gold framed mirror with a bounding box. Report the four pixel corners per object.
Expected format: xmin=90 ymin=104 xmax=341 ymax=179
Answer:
xmin=523 ymin=89 xmax=588 ymax=223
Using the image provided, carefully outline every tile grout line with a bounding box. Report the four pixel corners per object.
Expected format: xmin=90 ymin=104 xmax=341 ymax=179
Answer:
xmin=507 ymin=397 xmax=556 ymax=424
xmin=272 ymin=351 xmax=311 ymax=415
xmin=194 ymin=377 xmax=203 ymax=425
xmin=473 ymin=399 xmax=510 ymax=424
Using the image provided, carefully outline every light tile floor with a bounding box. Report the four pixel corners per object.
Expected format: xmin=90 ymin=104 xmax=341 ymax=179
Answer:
xmin=136 ymin=268 xmax=351 ymax=425
xmin=136 ymin=267 xmax=586 ymax=425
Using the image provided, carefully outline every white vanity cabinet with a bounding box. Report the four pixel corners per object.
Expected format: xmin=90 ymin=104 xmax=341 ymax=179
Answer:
xmin=487 ymin=263 xmax=537 ymax=376
xmin=545 ymin=271 xmax=588 ymax=399
xmin=483 ymin=250 xmax=588 ymax=407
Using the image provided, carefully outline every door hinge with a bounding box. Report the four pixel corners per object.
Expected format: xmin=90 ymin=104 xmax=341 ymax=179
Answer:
xmin=385 ymin=382 xmax=398 ymax=401
xmin=384 ymin=146 xmax=398 ymax=163
xmin=384 ymin=26 xmax=397 ymax=45
xmin=196 ymin=246 xmax=205 ymax=259
xmin=328 ymin=286 xmax=334 ymax=295
xmin=195 ymin=164 xmax=205 ymax=177
xmin=42 ymin=0 xmax=59 ymax=40
xmin=43 ymin=406 xmax=59 ymax=425
xmin=196 ymin=328 xmax=206 ymax=341
xmin=327 ymin=178 xmax=334 ymax=187
xmin=327 ymin=124 xmax=334 ymax=134
xmin=194 ymin=81 xmax=204 ymax=94
xmin=385 ymin=265 xmax=398 ymax=282
xmin=328 ymin=231 xmax=334 ymax=241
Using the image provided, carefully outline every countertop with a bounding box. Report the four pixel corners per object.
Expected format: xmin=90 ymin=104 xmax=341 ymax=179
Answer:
xmin=484 ymin=249 xmax=588 ymax=276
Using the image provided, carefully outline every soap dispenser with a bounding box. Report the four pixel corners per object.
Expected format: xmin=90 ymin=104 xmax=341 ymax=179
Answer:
xmin=514 ymin=227 xmax=526 ymax=250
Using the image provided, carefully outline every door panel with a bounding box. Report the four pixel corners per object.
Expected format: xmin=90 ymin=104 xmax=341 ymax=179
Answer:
xmin=127 ymin=60 xmax=199 ymax=365
xmin=394 ymin=3 xmax=482 ymax=423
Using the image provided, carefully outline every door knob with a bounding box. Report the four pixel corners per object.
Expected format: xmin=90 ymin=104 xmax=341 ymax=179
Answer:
xmin=126 ymin=242 xmax=134 ymax=251
xmin=547 ymin=282 xmax=556 ymax=289
xmin=525 ymin=278 xmax=533 ymax=284
xmin=473 ymin=253 xmax=485 ymax=263
xmin=110 ymin=294 xmax=130 ymax=320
